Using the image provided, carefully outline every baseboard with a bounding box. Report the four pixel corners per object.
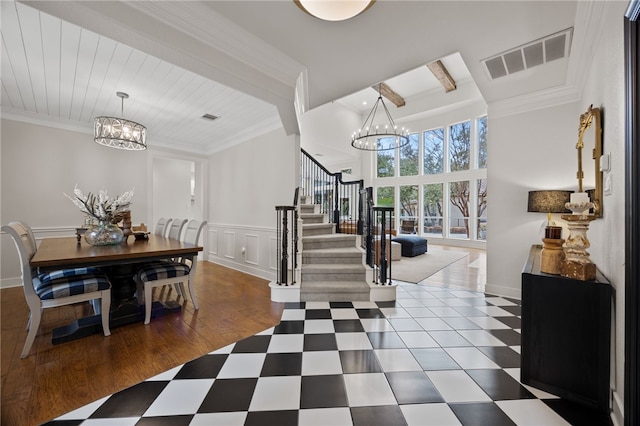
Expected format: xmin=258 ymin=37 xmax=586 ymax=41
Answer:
xmin=484 ymin=283 xmax=521 ymax=300
xmin=206 ymin=258 xmax=275 ymax=282
xmin=610 ymin=390 xmax=623 ymax=426
xmin=0 ymin=277 xmax=23 ymax=289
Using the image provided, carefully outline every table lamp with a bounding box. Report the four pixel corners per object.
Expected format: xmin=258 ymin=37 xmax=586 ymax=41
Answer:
xmin=527 ymin=190 xmax=573 ymax=274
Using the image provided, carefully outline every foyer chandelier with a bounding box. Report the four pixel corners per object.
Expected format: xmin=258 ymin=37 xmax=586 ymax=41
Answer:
xmin=351 ymin=84 xmax=409 ymax=151
xmin=294 ymin=0 xmax=375 ymax=21
xmin=94 ymin=92 xmax=147 ymax=151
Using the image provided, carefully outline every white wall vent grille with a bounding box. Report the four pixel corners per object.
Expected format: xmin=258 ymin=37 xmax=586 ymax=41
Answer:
xmin=482 ymin=28 xmax=573 ymax=80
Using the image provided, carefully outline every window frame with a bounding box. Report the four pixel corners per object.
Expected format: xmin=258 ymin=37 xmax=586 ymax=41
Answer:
xmin=373 ymin=114 xmax=487 ymax=244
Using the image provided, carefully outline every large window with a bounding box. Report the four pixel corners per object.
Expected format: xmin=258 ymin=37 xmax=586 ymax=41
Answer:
xmin=375 ymin=115 xmax=487 ymax=243
xmin=377 ymin=137 xmax=396 ymax=177
xmin=400 ymin=133 xmax=419 ymax=176
xmin=423 ymin=183 xmax=443 ymax=237
xmin=478 ymin=116 xmax=487 ymax=169
xmin=449 ymin=180 xmax=470 ymax=240
xmin=399 ymin=185 xmax=418 ymax=234
xmin=424 ymin=128 xmax=444 ymax=175
xmin=377 ymin=186 xmax=394 ymax=207
xmin=477 ymin=178 xmax=487 ymax=240
xmin=449 ymin=120 xmax=470 ymax=172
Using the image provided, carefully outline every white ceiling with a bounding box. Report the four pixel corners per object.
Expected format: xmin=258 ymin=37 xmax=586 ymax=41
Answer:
xmin=0 ymin=1 xmax=282 ymax=155
xmin=0 ymin=1 xmax=602 ymax=156
xmin=336 ymin=53 xmax=475 ymax=113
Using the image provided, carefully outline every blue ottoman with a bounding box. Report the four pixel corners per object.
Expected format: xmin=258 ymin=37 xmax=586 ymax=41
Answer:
xmin=392 ymin=235 xmax=428 ymax=257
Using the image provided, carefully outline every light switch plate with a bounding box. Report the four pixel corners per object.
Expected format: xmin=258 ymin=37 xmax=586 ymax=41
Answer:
xmin=604 ymin=173 xmax=612 ymax=195
xmin=600 ymin=153 xmax=611 ymax=172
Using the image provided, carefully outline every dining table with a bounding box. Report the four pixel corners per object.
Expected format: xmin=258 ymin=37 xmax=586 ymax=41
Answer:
xmin=30 ymin=235 xmax=203 ymax=343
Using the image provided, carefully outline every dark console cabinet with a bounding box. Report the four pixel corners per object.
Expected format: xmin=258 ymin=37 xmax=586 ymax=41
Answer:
xmin=521 ymin=245 xmax=613 ymax=412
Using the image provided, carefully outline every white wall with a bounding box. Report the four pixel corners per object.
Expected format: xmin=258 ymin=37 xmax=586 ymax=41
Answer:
xmin=207 ymin=127 xmax=297 ymax=280
xmin=578 ymin=1 xmax=628 ymax=422
xmin=299 ymin=101 xmax=363 ymax=176
xmin=488 ymin=2 xmax=627 ymax=422
xmin=486 ymin=102 xmax=580 ymax=298
xmin=1 ymin=119 xmax=148 ymax=286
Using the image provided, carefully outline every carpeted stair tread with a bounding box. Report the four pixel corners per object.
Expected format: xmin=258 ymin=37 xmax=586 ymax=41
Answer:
xmin=301 ymin=280 xmax=370 ymax=292
xmin=302 ymin=247 xmax=362 ymax=257
xmin=301 ymin=264 xmax=365 ymax=273
xmin=302 ymin=234 xmax=358 ymax=243
xmin=303 ymin=223 xmax=334 ymax=229
xmin=302 ymin=223 xmax=335 ymax=236
xmin=300 ymin=213 xmax=325 ymax=220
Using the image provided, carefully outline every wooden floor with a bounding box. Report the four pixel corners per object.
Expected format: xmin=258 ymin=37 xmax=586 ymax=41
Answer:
xmin=0 ymin=247 xmax=485 ymax=425
xmin=1 ymin=263 xmax=284 ymax=425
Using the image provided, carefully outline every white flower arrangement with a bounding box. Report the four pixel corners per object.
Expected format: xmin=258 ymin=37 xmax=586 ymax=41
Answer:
xmin=65 ymin=186 xmax=134 ymax=224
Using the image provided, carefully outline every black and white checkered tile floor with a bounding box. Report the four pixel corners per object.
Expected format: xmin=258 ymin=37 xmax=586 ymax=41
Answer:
xmin=45 ymin=283 xmax=607 ymax=425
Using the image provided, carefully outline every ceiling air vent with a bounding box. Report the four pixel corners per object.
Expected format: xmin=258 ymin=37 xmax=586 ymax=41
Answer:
xmin=482 ymin=28 xmax=573 ymax=80
xmin=201 ymin=113 xmax=219 ymax=121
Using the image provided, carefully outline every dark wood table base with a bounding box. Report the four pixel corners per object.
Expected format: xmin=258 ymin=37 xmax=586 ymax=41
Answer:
xmin=52 ymin=300 xmax=182 ymax=344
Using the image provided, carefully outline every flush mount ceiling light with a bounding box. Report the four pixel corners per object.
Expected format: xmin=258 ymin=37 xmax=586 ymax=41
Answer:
xmin=351 ymin=83 xmax=409 ymax=151
xmin=294 ymin=0 xmax=375 ymax=21
xmin=94 ymin=92 xmax=147 ymax=151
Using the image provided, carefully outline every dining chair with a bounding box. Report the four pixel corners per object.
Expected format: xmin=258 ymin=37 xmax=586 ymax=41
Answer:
xmin=2 ymin=221 xmax=112 ymax=358
xmin=137 ymin=218 xmax=186 ymax=302
xmin=154 ymin=217 xmax=172 ymax=237
xmin=136 ymin=219 xmax=207 ymax=324
xmin=166 ymin=218 xmax=187 ymax=240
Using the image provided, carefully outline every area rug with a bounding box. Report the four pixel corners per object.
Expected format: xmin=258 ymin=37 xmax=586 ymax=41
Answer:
xmin=390 ymin=249 xmax=468 ymax=283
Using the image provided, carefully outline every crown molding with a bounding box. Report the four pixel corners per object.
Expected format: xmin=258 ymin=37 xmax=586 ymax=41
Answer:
xmin=488 ymin=84 xmax=580 ymax=118
xmin=488 ymin=0 xmax=609 ymax=119
xmin=126 ymin=2 xmax=305 ymax=88
xmin=1 ymin=108 xmax=93 ymax=135
xmin=22 ymin=0 xmax=299 ymax=137
xmin=567 ymin=0 xmax=609 ymax=98
xmin=202 ymin=116 xmax=285 ymax=156
xmin=1 ymin=107 xmax=283 ymax=157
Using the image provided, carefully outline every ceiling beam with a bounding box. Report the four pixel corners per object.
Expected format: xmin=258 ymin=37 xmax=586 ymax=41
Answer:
xmin=427 ymin=60 xmax=457 ymax=92
xmin=372 ymin=82 xmax=405 ymax=107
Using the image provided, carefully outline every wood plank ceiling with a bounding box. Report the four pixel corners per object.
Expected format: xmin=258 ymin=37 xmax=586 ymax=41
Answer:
xmin=0 ymin=1 xmax=281 ymax=154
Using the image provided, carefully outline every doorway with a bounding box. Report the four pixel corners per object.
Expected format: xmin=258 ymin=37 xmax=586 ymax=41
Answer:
xmin=151 ymin=156 xmax=206 ymax=234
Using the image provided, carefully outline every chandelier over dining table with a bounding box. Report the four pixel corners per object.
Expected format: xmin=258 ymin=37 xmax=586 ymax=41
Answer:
xmin=94 ymin=92 xmax=147 ymax=151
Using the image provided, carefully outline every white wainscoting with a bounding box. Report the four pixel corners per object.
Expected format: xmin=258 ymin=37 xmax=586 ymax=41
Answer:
xmin=269 ymin=236 xmax=278 ymax=271
xmin=1 ymin=226 xmax=81 ymax=289
xmin=206 ymin=224 xmax=277 ymax=282
xmin=244 ymin=234 xmax=259 ymax=265
xmin=223 ymin=231 xmax=236 ymax=259
xmin=2 ymin=224 xmax=279 ymax=287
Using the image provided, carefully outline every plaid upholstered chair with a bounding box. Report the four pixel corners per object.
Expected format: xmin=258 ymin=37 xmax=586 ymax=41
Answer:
xmin=2 ymin=221 xmax=112 ymax=358
xmin=136 ymin=219 xmax=207 ymax=324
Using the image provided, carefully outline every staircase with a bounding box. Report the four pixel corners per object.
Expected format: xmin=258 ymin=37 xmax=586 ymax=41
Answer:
xmin=299 ymin=203 xmax=371 ymax=301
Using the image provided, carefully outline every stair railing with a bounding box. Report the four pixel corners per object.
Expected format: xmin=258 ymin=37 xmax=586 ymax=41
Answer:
xmin=300 ymin=148 xmax=364 ymax=234
xmin=276 ymin=150 xmax=392 ymax=287
xmin=365 ymin=200 xmax=395 ymax=285
xmin=275 ymin=205 xmax=297 ymax=286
